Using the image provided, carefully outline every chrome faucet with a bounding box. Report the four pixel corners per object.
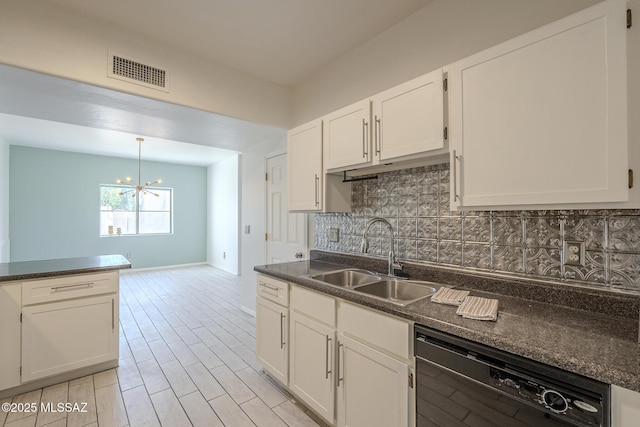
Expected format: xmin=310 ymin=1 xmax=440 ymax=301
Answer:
xmin=360 ymin=217 xmax=403 ymax=276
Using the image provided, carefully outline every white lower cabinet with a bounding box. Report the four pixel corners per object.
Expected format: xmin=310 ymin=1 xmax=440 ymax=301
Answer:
xmin=0 ymin=271 xmax=121 ymax=392
xmin=337 ymin=334 xmax=409 ymax=427
xmin=289 ymin=311 xmax=335 ymax=423
xmin=256 ymin=278 xmax=414 ymax=427
xmin=256 ymin=297 xmax=289 ymax=385
xmin=289 ymin=285 xmax=336 ymax=424
xmin=22 ymin=294 xmax=118 ymax=382
xmin=0 ymin=283 xmax=21 ymax=390
xmin=337 ymin=301 xmax=413 ymax=427
xmin=256 ymin=275 xmax=290 ymax=385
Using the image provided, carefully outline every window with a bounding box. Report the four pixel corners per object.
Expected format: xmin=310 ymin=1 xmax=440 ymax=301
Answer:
xmin=100 ymin=185 xmax=172 ymax=236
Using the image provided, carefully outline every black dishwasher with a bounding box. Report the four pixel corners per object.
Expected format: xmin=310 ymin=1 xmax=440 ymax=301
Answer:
xmin=415 ymin=325 xmax=610 ymax=427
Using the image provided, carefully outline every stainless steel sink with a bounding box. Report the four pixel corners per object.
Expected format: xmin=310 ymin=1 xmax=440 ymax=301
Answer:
xmin=307 ymin=268 xmax=381 ymax=287
xmin=353 ymin=279 xmax=439 ymax=305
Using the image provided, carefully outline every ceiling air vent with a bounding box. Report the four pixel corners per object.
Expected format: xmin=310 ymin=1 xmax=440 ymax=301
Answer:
xmin=107 ymin=51 xmax=170 ymax=92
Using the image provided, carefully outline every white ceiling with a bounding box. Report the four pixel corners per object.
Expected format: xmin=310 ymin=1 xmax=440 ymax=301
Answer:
xmin=48 ymin=0 xmax=434 ymax=86
xmin=0 ymin=64 xmax=284 ymax=165
xmin=0 ymin=0 xmax=434 ymax=165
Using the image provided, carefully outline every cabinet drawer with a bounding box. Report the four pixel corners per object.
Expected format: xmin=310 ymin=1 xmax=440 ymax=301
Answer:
xmin=339 ymin=302 xmax=410 ymax=360
xmin=257 ymin=275 xmax=289 ymax=307
xmin=22 ymin=271 xmax=118 ymax=305
xmin=291 ymin=285 xmax=335 ymax=327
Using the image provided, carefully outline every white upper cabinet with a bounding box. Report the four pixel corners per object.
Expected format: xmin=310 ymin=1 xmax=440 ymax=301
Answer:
xmin=287 ymin=118 xmax=351 ymax=213
xmin=323 ymin=69 xmax=447 ymax=174
xmin=324 ymin=99 xmax=372 ymax=171
xmin=449 ymin=0 xmax=631 ymax=210
xmin=372 ymin=69 xmax=446 ymax=163
xmin=288 ymin=119 xmax=323 ymax=211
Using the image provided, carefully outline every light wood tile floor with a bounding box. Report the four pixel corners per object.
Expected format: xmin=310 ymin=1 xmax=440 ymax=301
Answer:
xmin=1 ymin=265 xmax=325 ymax=427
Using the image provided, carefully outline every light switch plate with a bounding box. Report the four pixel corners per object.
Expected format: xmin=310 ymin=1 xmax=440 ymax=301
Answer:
xmin=329 ymin=228 xmax=340 ymax=242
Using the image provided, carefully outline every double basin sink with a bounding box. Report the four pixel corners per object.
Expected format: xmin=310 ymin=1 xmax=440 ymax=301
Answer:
xmin=305 ymin=268 xmax=440 ymax=306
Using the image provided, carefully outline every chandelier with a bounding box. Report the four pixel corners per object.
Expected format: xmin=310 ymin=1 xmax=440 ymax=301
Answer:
xmin=117 ymin=137 xmax=162 ymax=197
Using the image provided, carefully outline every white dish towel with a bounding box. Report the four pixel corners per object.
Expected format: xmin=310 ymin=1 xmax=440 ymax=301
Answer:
xmin=456 ymin=296 xmax=499 ymax=321
xmin=431 ymin=287 xmax=470 ymax=306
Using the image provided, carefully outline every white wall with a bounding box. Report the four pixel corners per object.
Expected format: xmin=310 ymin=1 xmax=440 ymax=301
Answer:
xmin=0 ymin=0 xmax=291 ymax=129
xmin=208 ymin=155 xmax=240 ymax=274
xmin=292 ymin=0 xmax=600 ymax=125
xmin=240 ymin=137 xmax=287 ymax=315
xmin=0 ymin=137 xmax=9 ymax=262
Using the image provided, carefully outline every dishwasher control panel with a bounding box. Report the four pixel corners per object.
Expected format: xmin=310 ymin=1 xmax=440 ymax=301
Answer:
xmin=490 ymin=366 xmax=602 ymax=426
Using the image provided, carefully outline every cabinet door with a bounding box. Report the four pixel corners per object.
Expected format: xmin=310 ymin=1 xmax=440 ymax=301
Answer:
xmin=373 ymin=69 xmax=445 ymax=162
xmin=337 ymin=334 xmax=409 ymax=427
xmin=22 ymin=294 xmax=118 ymax=382
xmin=450 ymin=0 xmax=628 ymax=209
xmin=0 ymin=283 xmax=21 ymax=390
xmin=256 ymin=297 xmax=288 ymax=384
xmin=289 ymin=312 xmax=335 ymax=424
xmin=324 ymin=99 xmax=371 ymax=171
xmin=288 ymin=118 xmax=323 ymax=211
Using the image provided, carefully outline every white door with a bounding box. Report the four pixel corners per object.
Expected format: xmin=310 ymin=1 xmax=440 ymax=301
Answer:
xmin=266 ymin=153 xmax=307 ymax=263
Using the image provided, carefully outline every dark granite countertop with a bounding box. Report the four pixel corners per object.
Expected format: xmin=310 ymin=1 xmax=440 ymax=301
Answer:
xmin=0 ymin=254 xmax=132 ymax=282
xmin=255 ymin=251 xmax=640 ymax=392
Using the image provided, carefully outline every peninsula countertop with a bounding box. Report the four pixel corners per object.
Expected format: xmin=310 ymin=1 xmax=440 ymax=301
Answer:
xmin=255 ymin=252 xmax=640 ymax=392
xmin=0 ymin=254 xmax=132 ymax=282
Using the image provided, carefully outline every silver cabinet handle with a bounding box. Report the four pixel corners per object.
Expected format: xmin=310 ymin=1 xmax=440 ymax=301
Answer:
xmin=280 ymin=313 xmax=286 ymax=349
xmin=337 ymin=341 xmax=344 ymax=386
xmin=325 ymin=335 xmax=332 ymax=379
xmin=314 ymin=174 xmax=320 ymax=207
xmin=453 ymin=150 xmax=461 ymax=202
xmin=112 ymin=298 xmax=115 ymax=331
xmin=51 ymin=282 xmax=94 ymax=292
xmin=375 ymin=116 xmax=381 ymax=156
xmin=261 ymin=283 xmax=279 ymax=292
xmin=362 ymin=118 xmax=369 ymax=158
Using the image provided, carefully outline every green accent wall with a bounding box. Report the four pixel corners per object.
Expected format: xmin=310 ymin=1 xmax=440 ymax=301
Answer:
xmin=9 ymin=146 xmax=207 ymax=268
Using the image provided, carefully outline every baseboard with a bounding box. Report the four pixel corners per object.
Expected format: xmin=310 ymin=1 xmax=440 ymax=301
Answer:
xmin=240 ymin=305 xmax=256 ymax=317
xmin=206 ymin=262 xmax=240 ymax=276
xmin=121 ymin=262 xmax=208 ymax=273
xmin=0 ymin=360 xmax=118 ymax=399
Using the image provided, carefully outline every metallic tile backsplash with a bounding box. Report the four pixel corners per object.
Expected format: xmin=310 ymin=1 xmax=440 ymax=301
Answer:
xmin=314 ymin=164 xmax=640 ymax=292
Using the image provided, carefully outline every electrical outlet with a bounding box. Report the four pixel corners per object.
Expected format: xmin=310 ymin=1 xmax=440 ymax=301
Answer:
xmin=329 ymin=228 xmax=340 ymax=242
xmin=563 ymin=240 xmax=585 ymax=266
xmin=126 ymin=253 xmax=132 ymax=260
